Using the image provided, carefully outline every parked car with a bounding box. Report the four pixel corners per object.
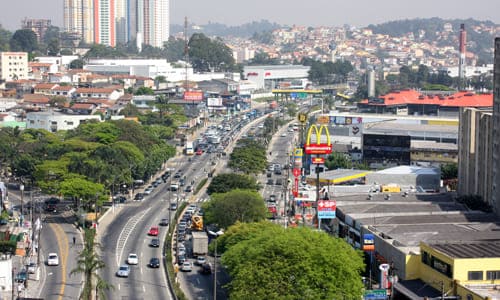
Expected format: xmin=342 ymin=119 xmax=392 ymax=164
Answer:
xmin=47 ymin=253 xmax=59 ymax=266
xmin=15 ymin=270 xmax=27 ymax=283
xmin=177 ymin=254 xmax=186 ymax=264
xmin=134 ymin=193 xmax=144 ymax=201
xmin=27 ymin=262 xmax=37 ymax=274
xmin=267 ymin=179 xmax=274 ymax=185
xmin=116 ymin=265 xmax=130 ymax=277
xmin=127 ymin=253 xmax=139 ymax=265
xmin=149 ymin=257 xmax=160 ymax=268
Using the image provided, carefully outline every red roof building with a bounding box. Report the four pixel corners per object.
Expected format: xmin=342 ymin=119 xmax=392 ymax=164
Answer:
xmin=358 ymin=89 xmax=493 ymax=116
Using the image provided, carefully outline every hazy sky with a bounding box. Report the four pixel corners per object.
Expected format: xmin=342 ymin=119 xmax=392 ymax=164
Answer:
xmin=1 ymin=0 xmax=499 ymax=30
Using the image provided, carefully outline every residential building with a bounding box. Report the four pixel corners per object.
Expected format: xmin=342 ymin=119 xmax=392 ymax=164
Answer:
xmin=493 ymin=38 xmax=500 ymax=215
xmin=94 ymin=0 xmax=115 ymax=46
xmin=21 ymin=18 xmax=52 ymax=42
xmin=75 ymin=87 xmax=122 ymax=100
xmin=0 ymin=52 xmax=28 ymax=82
xmin=139 ymin=0 xmax=169 ymax=48
xmin=63 ymin=0 xmax=94 ymax=44
xmin=26 ymin=111 xmax=101 ymax=132
xmin=458 ymin=107 xmax=493 ymax=207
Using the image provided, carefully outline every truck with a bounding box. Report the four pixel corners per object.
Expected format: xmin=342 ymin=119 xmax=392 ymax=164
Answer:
xmin=192 ymin=231 xmax=209 ymax=255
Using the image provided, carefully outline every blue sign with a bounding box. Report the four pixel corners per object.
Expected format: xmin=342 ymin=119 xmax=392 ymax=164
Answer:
xmin=318 ymin=210 xmax=336 ymax=219
xmin=364 ymin=289 xmax=387 ymax=300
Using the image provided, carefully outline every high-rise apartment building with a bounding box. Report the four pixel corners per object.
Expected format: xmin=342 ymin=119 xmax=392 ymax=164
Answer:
xmin=94 ymin=0 xmax=116 ymax=46
xmin=138 ymin=0 xmax=169 ymax=48
xmin=492 ymin=38 xmax=500 ymax=214
xmin=0 ymin=52 xmax=28 ymax=81
xmin=63 ymin=0 xmax=94 ymax=44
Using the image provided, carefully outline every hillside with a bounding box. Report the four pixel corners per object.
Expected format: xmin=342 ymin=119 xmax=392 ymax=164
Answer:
xmin=170 ymin=20 xmax=281 ymax=38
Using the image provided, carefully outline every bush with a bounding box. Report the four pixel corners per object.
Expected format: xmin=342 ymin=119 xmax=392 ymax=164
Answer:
xmin=0 ymin=240 xmax=16 ymax=254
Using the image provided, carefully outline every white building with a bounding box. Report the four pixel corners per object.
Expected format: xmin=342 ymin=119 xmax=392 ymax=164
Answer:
xmin=26 ymin=111 xmax=101 ymax=132
xmin=441 ymin=64 xmax=493 ymax=78
xmin=34 ymin=55 xmax=80 ymax=71
xmin=0 ymin=52 xmax=28 ymax=81
xmin=243 ymin=65 xmax=311 ymax=90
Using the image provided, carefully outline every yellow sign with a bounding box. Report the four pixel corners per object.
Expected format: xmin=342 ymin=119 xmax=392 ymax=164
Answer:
xmin=298 ymin=113 xmax=307 ymax=124
xmin=294 ymin=148 xmax=303 ymax=157
xmin=317 ymin=115 xmax=330 ymax=125
xmin=305 ymin=125 xmax=332 ymax=154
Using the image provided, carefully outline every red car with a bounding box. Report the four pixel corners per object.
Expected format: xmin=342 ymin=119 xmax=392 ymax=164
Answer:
xmin=195 ymin=149 xmax=203 ymax=155
xmin=148 ymin=226 xmax=159 ymax=236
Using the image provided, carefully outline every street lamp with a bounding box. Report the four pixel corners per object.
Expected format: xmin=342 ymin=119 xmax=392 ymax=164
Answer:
xmin=208 ymin=230 xmax=224 ymax=300
xmin=20 ymin=184 xmax=24 ymax=227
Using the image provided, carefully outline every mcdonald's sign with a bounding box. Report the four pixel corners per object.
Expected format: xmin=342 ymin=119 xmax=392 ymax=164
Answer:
xmin=305 ymin=125 xmax=333 ymax=155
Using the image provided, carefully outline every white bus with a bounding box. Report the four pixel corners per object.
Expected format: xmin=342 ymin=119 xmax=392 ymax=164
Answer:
xmin=185 ymin=141 xmax=194 ymax=155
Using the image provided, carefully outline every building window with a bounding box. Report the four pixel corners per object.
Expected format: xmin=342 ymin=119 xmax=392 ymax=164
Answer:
xmin=486 ymin=270 xmax=500 ymax=280
xmin=422 ymin=251 xmax=430 ymax=264
xmin=431 ymin=256 xmax=452 ymax=277
xmin=468 ymin=271 xmax=483 ymax=281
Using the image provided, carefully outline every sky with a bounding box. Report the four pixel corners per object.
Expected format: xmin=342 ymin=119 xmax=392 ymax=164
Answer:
xmin=1 ymin=0 xmax=499 ymax=31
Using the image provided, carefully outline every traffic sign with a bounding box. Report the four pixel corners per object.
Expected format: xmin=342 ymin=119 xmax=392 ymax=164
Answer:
xmin=293 ymin=168 xmax=301 ymax=177
xmin=298 ymin=113 xmax=307 ymax=124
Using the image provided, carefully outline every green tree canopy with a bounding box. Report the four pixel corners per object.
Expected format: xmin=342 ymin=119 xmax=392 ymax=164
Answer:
xmin=202 ymin=189 xmax=267 ymax=228
xmin=0 ymin=24 xmax=12 ymax=51
xmin=207 ymin=173 xmax=259 ymax=195
xmin=69 ymin=58 xmax=85 ymax=69
xmin=219 ymin=222 xmax=365 ymax=300
xmin=441 ymin=163 xmax=458 ymax=180
xmin=229 ymin=139 xmax=267 ymax=174
xmin=10 ymin=29 xmax=38 ymax=52
xmin=188 ymin=33 xmax=235 ymax=72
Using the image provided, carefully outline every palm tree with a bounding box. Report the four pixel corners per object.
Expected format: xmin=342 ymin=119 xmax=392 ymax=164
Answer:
xmin=70 ymin=229 xmax=114 ymax=300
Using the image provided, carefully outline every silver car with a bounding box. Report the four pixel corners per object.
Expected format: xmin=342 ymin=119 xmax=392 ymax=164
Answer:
xmin=116 ymin=265 xmax=130 ymax=277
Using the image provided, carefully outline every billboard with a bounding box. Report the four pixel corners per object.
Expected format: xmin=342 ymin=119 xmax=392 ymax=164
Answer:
xmin=330 ymin=116 xmax=363 ymax=125
xmin=362 ymin=134 xmax=411 ymax=165
xmin=184 ymin=91 xmax=203 ymax=101
xmin=207 ymin=97 xmax=223 ymax=107
xmin=317 ymin=200 xmax=336 ymax=219
xmin=304 ymin=125 xmax=332 ymax=155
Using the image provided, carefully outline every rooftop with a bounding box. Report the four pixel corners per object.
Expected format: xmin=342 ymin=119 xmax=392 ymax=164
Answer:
xmin=431 ymin=241 xmax=500 ymax=259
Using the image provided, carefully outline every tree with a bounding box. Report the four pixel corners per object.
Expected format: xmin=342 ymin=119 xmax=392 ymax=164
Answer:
xmin=59 ymin=177 xmax=105 ymax=209
xmin=219 ymin=222 xmax=365 ymax=300
xmin=441 ymin=163 xmax=458 ymax=180
xmin=69 ymin=59 xmax=85 ymax=69
xmin=10 ymin=29 xmax=38 ymax=52
xmin=229 ymin=139 xmax=267 ymax=174
xmin=134 ymin=87 xmax=154 ymax=95
xmin=188 ymin=33 xmax=235 ymax=72
xmin=47 ymin=38 xmax=60 ymax=56
xmin=207 ymin=173 xmax=259 ymax=195
xmin=164 ymin=37 xmax=185 ymax=62
xmin=70 ymin=229 xmax=113 ymax=300
xmin=202 ymin=189 xmax=267 ymax=228
xmin=325 ymin=152 xmax=352 ymax=170
xmin=0 ymin=24 xmax=12 ymax=51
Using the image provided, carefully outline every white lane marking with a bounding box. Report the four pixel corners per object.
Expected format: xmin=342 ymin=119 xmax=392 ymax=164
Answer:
xmin=116 ymin=207 xmax=152 ymax=266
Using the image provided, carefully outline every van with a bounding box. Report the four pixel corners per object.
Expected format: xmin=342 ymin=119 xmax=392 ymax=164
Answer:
xmin=170 ymin=183 xmax=179 ymax=191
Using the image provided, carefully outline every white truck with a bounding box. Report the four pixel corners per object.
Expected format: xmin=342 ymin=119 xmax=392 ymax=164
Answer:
xmin=192 ymin=231 xmax=209 ymax=255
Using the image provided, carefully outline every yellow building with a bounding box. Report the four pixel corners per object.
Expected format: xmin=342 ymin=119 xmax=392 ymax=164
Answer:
xmin=417 ymin=242 xmax=500 ymax=300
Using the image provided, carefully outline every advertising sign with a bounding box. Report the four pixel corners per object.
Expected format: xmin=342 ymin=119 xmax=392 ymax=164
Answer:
xmin=293 ymin=178 xmax=299 ymax=197
xmin=183 ymin=91 xmax=203 ymax=101
xmin=317 ymin=200 xmax=336 ymax=219
xmin=362 ymin=233 xmax=375 ymax=251
xmin=298 ymin=113 xmax=307 ymax=124
xmin=304 ymin=125 xmax=333 ymax=155
xmin=364 ymin=290 xmax=387 ymax=300
xmin=330 ymin=116 xmax=363 ymax=125
xmin=316 ymin=115 xmax=330 ymax=125
xmin=311 ymin=157 xmax=325 ymax=164
xmin=207 ymin=97 xmax=223 ymax=107
xmin=379 ymin=264 xmax=390 ymax=289
xmin=293 ymin=168 xmax=301 ymax=177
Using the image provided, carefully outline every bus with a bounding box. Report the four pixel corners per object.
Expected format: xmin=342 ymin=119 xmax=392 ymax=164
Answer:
xmin=185 ymin=141 xmax=194 ymax=155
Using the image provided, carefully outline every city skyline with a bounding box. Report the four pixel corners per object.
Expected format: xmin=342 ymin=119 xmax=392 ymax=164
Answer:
xmin=1 ymin=0 xmax=500 ymax=31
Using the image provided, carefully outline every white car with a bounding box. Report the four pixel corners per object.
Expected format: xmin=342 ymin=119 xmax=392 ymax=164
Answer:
xmin=127 ymin=253 xmax=139 ymax=265
xmin=47 ymin=253 xmax=59 ymax=266
xmin=181 ymin=261 xmax=192 ymax=272
xmin=195 ymin=256 xmax=206 ymax=266
xmin=116 ymin=265 xmax=130 ymax=277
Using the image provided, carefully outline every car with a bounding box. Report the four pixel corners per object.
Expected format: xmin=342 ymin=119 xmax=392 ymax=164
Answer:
xmin=170 ymin=183 xmax=179 ymax=191
xmin=174 ymin=173 xmax=182 ymax=179
xmin=150 ymin=238 xmax=160 ymax=247
xmin=148 ymin=226 xmax=159 ymax=236
xmin=195 ymin=256 xmax=206 ymax=266
xmin=113 ymin=196 xmax=127 ymax=203
xmin=159 ymin=218 xmax=169 ymax=226
xmin=170 ymin=203 xmax=178 ymax=210
xmin=196 ymin=149 xmax=203 ymax=155
xmin=47 ymin=253 xmax=59 ymax=266
xmin=149 ymin=257 xmax=160 ymax=268
xmin=269 ymin=195 xmax=277 ymax=202
xmin=15 ymin=269 xmax=27 ymax=283
xmin=27 ymin=262 xmax=37 ymax=274
xmin=127 ymin=253 xmax=139 ymax=265
xmin=281 ymin=133 xmax=287 ymax=137
xmin=274 ymin=169 xmax=282 ymax=175
xmin=267 ymin=172 xmax=272 ymax=178
xmin=143 ymin=188 xmax=153 ymax=195
xmin=177 ymin=247 xmax=186 ymax=256
xmin=45 ymin=203 xmax=57 ymax=212
xmin=177 ymin=254 xmax=186 ymax=264
xmin=178 ymin=243 xmax=186 ymax=253
xmin=184 ymin=186 xmax=192 ymax=193
xmin=275 ymin=178 xmax=283 ymax=185
xmin=181 ymin=261 xmax=192 ymax=272
xmin=200 ymin=262 xmax=212 ymax=274
xmin=116 ymin=264 xmax=130 ymax=277
xmin=267 ymin=179 xmax=274 ymax=185
xmin=134 ymin=193 xmax=144 ymax=201
xmin=178 ymin=223 xmax=187 ymax=231
xmin=177 ymin=234 xmax=185 ymax=242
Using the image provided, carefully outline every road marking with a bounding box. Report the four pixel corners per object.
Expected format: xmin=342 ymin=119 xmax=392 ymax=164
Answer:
xmin=116 ymin=208 xmax=151 ymax=266
xmin=49 ymin=223 xmax=69 ymax=300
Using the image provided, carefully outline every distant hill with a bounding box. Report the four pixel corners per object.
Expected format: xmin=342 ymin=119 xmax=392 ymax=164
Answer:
xmin=367 ymin=18 xmax=498 ymax=64
xmin=170 ymin=20 xmax=281 ymax=38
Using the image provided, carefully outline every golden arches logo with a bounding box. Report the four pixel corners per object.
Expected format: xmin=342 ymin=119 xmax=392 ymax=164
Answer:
xmin=304 ymin=125 xmax=332 ymax=155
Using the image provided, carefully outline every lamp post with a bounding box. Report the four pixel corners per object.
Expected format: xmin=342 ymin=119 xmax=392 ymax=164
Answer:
xmin=208 ymin=230 xmax=224 ymax=300
xmin=20 ymin=184 xmax=25 ymax=227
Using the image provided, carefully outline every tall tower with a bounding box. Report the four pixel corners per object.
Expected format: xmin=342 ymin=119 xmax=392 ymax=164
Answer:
xmin=93 ymin=0 xmax=116 ymax=46
xmin=139 ymin=0 xmax=169 ymax=48
xmin=492 ymin=38 xmax=500 ymax=214
xmin=63 ymin=0 xmax=94 ymax=44
xmin=458 ymin=23 xmax=467 ymax=90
